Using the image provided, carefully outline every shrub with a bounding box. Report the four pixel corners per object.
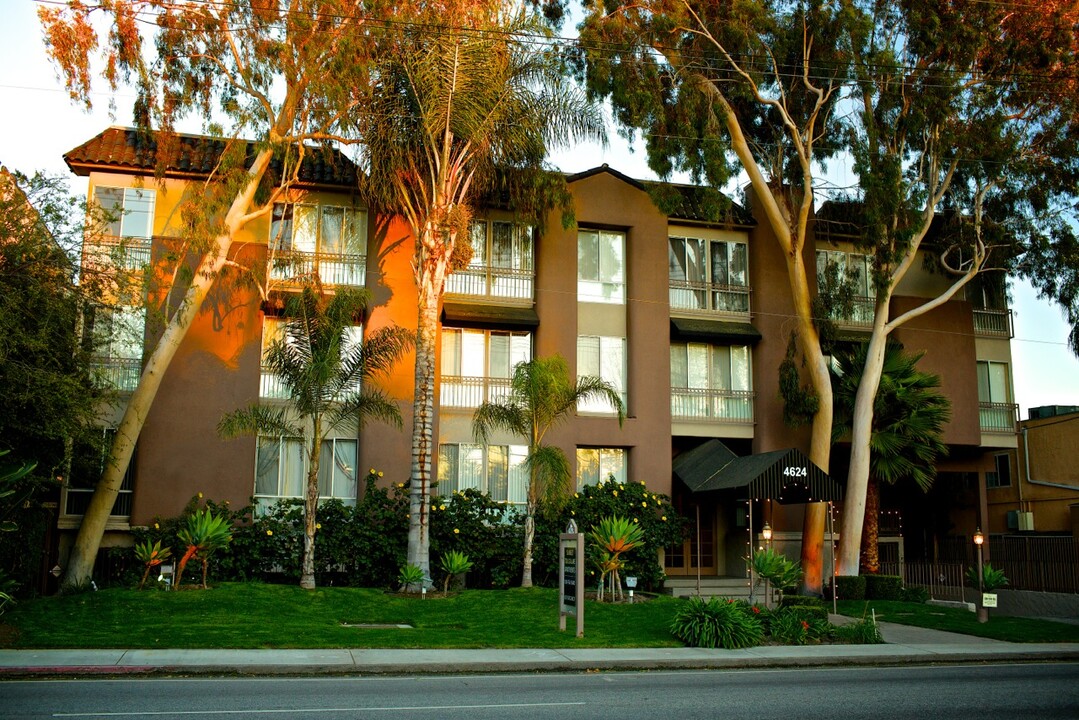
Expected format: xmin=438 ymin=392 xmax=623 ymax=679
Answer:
xmin=900 ymin=585 xmax=930 ymax=603
xmin=779 ymin=594 xmax=824 ymax=608
xmin=670 ymin=597 xmax=764 ymax=649
xmin=864 ymin=574 xmax=903 ymax=600
xmin=830 ymin=575 xmax=867 ymax=600
xmin=398 ymin=563 xmax=425 ymax=590
xmin=430 ymin=488 xmax=522 ymax=589
xmin=832 ymin=617 xmax=884 ymax=644
xmin=175 ymin=508 xmax=233 ymax=589
xmin=439 ymin=551 xmax=474 ymax=594
xmin=966 ymin=562 xmax=1009 ymax=593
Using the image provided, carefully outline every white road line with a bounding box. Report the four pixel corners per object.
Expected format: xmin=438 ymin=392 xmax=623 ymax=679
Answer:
xmin=54 ymin=701 xmax=587 ymax=717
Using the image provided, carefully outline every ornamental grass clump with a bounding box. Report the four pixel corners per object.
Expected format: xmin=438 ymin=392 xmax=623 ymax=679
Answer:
xmin=134 ymin=539 xmax=172 ymax=590
xmin=175 ymin=509 xmax=232 ymax=589
xmin=670 ymin=596 xmax=764 ymax=649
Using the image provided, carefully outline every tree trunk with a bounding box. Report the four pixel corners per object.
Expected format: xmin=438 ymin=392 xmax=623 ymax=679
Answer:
xmin=521 ymin=499 xmax=535 ymax=588
xmin=61 ymin=151 xmax=273 ymax=589
xmin=860 ymin=476 xmax=881 ymax=575
xmin=838 ymin=314 xmax=890 ymax=576
xmin=301 ymin=419 xmax=322 ymax=590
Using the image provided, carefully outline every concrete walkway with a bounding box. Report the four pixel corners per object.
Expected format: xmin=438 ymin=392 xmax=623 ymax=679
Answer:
xmin=1 ymin=620 xmax=1076 ymax=677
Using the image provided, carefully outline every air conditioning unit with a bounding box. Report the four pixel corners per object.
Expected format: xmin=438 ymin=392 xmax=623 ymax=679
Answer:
xmin=1018 ymin=511 xmax=1035 ymax=532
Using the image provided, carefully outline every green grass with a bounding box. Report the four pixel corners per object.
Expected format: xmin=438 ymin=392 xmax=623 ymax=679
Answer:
xmin=835 ymin=599 xmax=1079 ymax=643
xmin=1 ymin=584 xmax=685 ymax=649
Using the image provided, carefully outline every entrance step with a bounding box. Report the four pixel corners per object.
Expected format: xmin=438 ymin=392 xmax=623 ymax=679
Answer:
xmin=663 ymin=576 xmax=755 ymax=600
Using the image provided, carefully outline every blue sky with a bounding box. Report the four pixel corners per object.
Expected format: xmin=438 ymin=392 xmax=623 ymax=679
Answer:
xmin=3 ymin=0 xmax=1077 ymax=418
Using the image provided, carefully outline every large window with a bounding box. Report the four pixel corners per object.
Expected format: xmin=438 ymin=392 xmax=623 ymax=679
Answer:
xmin=64 ymin=428 xmax=135 ymax=517
xmin=260 ymin=316 xmax=362 ymax=399
xmin=437 ymin=443 xmax=528 ymax=506
xmin=255 ymin=436 xmax=357 ymax=510
xmin=270 ymin=203 xmax=367 ymax=286
xmin=578 ymin=229 xmax=625 ymax=304
xmin=440 ymin=329 xmax=532 ymax=407
xmin=816 ymin=249 xmax=874 ymax=325
xmin=577 ymin=335 xmax=626 ymax=414
xmin=670 ymin=343 xmax=753 ymax=421
xmin=446 ymin=220 xmax=534 ymax=300
xmin=977 ymin=360 xmax=1016 ymax=432
xmin=90 ymin=305 xmax=145 ymax=392
xmin=668 ymin=236 xmax=749 ymax=313
xmin=987 ymin=453 xmax=1012 ymax=488
xmin=91 ymin=187 xmax=155 ymax=270
xmin=576 ymin=448 xmax=626 ymax=490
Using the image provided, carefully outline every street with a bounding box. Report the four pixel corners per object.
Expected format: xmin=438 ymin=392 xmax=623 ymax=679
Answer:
xmin=2 ymin=663 xmax=1077 ymax=719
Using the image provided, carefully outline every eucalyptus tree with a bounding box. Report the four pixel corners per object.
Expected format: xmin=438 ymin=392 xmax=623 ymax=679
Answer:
xmin=39 ymin=0 xmax=389 ymax=586
xmin=220 ymin=286 xmax=411 ymax=589
xmin=355 ymin=7 xmax=604 ymax=581
xmin=831 ymin=343 xmax=949 ymax=574
xmin=472 ymin=355 xmax=625 ymax=587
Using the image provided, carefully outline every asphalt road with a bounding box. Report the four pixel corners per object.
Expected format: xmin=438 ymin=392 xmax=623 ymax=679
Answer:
xmin=2 ymin=663 xmax=1077 ymax=720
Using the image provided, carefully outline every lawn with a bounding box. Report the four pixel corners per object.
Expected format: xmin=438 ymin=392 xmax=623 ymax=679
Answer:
xmin=834 ymin=599 xmax=1079 ymax=643
xmin=0 ymin=584 xmax=686 ymax=650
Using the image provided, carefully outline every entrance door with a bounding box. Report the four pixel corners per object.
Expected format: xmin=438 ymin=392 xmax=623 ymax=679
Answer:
xmin=665 ymin=500 xmax=717 ymax=576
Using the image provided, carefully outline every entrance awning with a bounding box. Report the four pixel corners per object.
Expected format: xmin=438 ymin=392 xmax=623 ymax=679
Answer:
xmin=673 ymin=439 xmax=842 ymax=503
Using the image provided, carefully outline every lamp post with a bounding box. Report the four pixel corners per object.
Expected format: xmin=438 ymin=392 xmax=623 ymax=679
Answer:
xmin=973 ymin=527 xmax=988 ymax=623
xmin=761 ymin=522 xmax=773 ymax=607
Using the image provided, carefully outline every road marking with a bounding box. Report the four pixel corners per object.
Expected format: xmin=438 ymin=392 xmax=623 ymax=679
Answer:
xmin=54 ymin=701 xmax=587 ymax=717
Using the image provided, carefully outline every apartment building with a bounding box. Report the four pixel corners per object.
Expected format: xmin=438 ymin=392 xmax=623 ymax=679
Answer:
xmin=60 ymin=127 xmax=1018 ymax=579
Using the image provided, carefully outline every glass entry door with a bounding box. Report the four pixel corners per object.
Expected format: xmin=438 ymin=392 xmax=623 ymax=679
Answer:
xmin=665 ymin=499 xmax=716 ymax=576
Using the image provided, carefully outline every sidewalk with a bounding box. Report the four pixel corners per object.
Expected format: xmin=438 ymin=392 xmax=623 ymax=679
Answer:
xmin=1 ymin=620 xmax=1077 ymax=677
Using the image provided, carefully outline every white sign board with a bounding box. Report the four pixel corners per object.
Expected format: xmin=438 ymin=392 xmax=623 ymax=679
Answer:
xmin=982 ymin=593 xmax=998 ymax=608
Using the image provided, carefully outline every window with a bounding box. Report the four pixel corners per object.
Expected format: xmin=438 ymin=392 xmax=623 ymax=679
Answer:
xmin=577 ymin=448 xmax=626 ymax=490
xmin=977 ymin=360 xmax=1015 ymax=432
xmin=90 ymin=305 xmax=145 ymax=392
xmin=670 ymin=343 xmax=753 ymax=421
xmin=440 ymin=329 xmax=531 ymax=407
xmin=987 ymin=453 xmax=1012 ymax=488
xmin=577 ymin=335 xmax=626 ymax=414
xmin=578 ymin=229 xmax=625 ymax=303
xmin=437 ymin=443 xmax=528 ymax=506
xmin=95 ymin=187 xmax=155 ymax=239
xmin=255 ymin=436 xmax=357 ymax=510
xmin=447 ymin=220 xmax=534 ymax=299
xmin=668 ymin=236 xmax=748 ymax=313
xmin=816 ymin=249 xmax=873 ymax=325
xmin=64 ymin=429 xmax=134 ymax=517
xmin=261 ymin=316 xmax=362 ymax=399
xmin=270 ymin=203 xmax=367 ymax=286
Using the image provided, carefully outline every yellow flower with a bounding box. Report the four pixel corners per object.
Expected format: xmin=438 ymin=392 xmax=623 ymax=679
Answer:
xmin=633 ymin=518 xmax=639 ymax=523
xmin=266 ymin=530 xmax=273 ymax=536
xmin=619 ymin=484 xmax=624 ymax=490
xmin=440 ymin=505 xmax=446 ymax=511
xmin=662 ymin=516 xmax=667 ymax=522
xmin=612 ymin=491 xmax=618 ymax=497
xmin=574 ymin=493 xmax=579 ymax=498
xmin=377 ymin=471 xmax=384 ymax=477
xmin=640 ymin=480 xmax=646 ymax=485
xmin=642 ymin=502 xmax=647 ymax=507
xmin=154 ymin=523 xmax=159 ymax=530
xmin=570 ymin=510 xmax=575 ymax=516
xmin=197 ymin=492 xmax=203 ymax=499
xmin=397 ymin=483 xmax=405 ymax=488
xmin=453 ymin=528 xmax=460 ymax=534
xmin=369 ymin=468 xmax=376 ymax=474
xmin=315 ymin=523 xmax=321 ymax=530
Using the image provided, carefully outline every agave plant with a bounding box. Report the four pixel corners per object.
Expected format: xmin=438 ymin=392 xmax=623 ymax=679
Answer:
xmin=134 ymin=539 xmax=173 ymax=590
xmin=398 ymin=563 xmax=425 ymax=592
xmin=439 ymin=551 xmax=474 ymax=595
xmin=751 ymin=548 xmax=802 ymax=607
xmin=966 ymin=562 xmax=1010 ymax=593
xmin=175 ymin=509 xmax=232 ymax=589
xmin=589 ymin=515 xmax=644 ymax=602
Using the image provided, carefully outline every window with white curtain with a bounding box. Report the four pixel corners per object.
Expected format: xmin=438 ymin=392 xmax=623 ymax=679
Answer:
xmin=578 ymin=229 xmax=625 ymax=303
xmin=440 ymin=329 xmax=532 ymax=407
xmin=576 ymin=448 xmax=626 ymax=489
xmin=95 ymin=186 xmax=155 ymax=239
xmin=976 ymin=360 xmax=1010 ymax=404
xmin=437 ymin=443 xmax=529 ymax=506
xmin=576 ymin=335 xmax=626 ymax=414
xmin=269 ymin=203 xmax=367 ymax=286
xmin=670 ymin=343 xmax=752 ymax=420
xmin=668 ymin=236 xmax=748 ymax=312
xmin=255 ymin=436 xmax=358 ymax=511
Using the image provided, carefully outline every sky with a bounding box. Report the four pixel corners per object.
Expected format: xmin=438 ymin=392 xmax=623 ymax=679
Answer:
xmin=3 ymin=0 xmax=1078 ymax=418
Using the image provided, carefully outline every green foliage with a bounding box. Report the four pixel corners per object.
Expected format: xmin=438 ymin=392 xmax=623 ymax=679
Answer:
xmin=768 ymin=606 xmax=831 ymax=645
xmin=966 ymin=563 xmax=1009 ymax=593
xmin=779 ymin=594 xmax=824 ymax=609
xmin=778 ymin=333 xmax=820 ymax=428
xmin=831 ymin=575 xmax=867 ymax=601
xmin=430 ymin=488 xmax=522 ymax=589
xmin=832 ymin=617 xmax=885 ymax=645
xmin=670 ymin=597 xmax=764 ymax=649
xmin=134 ymin=539 xmax=172 ymax=591
xmin=439 ymin=551 xmax=474 ymax=594
xmin=398 ymin=564 xmax=425 ymax=591
xmin=175 ymin=508 xmax=233 ymax=589
xmin=864 ymin=574 xmax=904 ymax=600
xmin=589 ymin=514 xmax=645 ymax=601
xmin=751 ymin=548 xmax=802 ymax=591
xmin=900 ymin=585 xmax=930 ymax=604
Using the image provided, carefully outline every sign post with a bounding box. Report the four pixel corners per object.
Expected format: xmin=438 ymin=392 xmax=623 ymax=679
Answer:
xmin=559 ymin=520 xmax=585 ymax=638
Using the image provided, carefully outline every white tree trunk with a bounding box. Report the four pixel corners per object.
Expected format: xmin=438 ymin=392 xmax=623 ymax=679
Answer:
xmin=62 ymin=149 xmax=274 ymax=588
xmin=521 ymin=499 xmax=536 ymax=588
xmin=301 ymin=417 xmax=322 ymax=590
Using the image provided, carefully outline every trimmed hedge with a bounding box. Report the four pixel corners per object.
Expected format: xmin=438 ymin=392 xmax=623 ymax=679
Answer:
xmin=864 ymin=574 xmax=903 ymax=600
xmin=830 ymin=575 xmax=867 ymax=600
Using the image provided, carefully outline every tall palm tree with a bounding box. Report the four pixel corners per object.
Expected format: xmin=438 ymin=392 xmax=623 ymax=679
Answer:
xmin=832 ymin=342 xmax=950 ymax=574
xmin=356 ymin=7 xmax=604 ymax=581
xmin=472 ymin=355 xmax=625 ymax=587
xmin=219 ymin=285 xmax=411 ymax=589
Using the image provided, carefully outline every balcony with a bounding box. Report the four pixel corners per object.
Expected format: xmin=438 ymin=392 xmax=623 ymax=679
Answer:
xmin=260 ymin=367 xmax=289 ymax=400
xmin=669 ymin=281 xmax=751 ymax=317
xmin=94 ymin=356 xmax=141 ymax=392
xmin=269 ymin=251 xmax=366 ymax=288
xmin=445 ymin=267 xmax=533 ymax=302
xmin=84 ymin=235 xmax=152 ymax=272
xmin=827 ymin=295 xmax=875 ymax=328
xmin=979 ymin=402 xmax=1019 ymax=433
xmin=973 ymin=308 xmax=1013 ymax=338
xmin=440 ymin=375 xmax=514 ymax=409
xmin=671 ymin=388 xmax=755 ymax=422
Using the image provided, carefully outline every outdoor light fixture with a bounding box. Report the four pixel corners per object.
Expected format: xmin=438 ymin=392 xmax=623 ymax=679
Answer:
xmin=973 ymin=527 xmax=984 ymax=546
xmin=973 ymin=526 xmax=987 ymax=623
xmin=762 ymin=522 xmax=773 ymax=543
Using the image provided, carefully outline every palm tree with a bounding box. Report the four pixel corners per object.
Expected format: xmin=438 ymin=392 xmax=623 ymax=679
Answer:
xmin=219 ymin=285 xmax=411 ymax=589
xmin=473 ymin=355 xmax=625 ymax=587
xmin=356 ymin=7 xmax=604 ymax=581
xmin=832 ymin=343 xmax=950 ymax=574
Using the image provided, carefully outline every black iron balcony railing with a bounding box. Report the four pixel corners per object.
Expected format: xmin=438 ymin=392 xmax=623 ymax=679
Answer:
xmin=445 ymin=266 xmax=534 ymax=301
xmin=826 ymin=295 xmax=876 ymax=328
xmin=93 ymin=356 xmax=141 ymax=392
xmin=979 ymin=401 xmax=1019 ymax=433
xmin=269 ymin=251 xmax=366 ymax=288
xmin=973 ymin=308 xmax=1014 ymax=338
xmin=83 ymin=235 xmax=152 ymax=272
xmin=669 ymin=280 xmax=751 ymax=316
xmin=440 ymin=375 xmax=514 ymax=408
xmin=671 ymin=387 xmax=755 ymax=422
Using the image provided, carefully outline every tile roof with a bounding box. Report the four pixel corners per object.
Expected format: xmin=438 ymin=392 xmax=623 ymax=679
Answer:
xmin=64 ymin=127 xmax=358 ymax=187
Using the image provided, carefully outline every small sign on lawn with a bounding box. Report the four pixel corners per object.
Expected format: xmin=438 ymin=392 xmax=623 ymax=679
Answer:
xmin=559 ymin=520 xmax=584 ymax=638
xmin=983 ymin=593 xmax=998 ymax=608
